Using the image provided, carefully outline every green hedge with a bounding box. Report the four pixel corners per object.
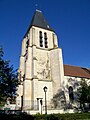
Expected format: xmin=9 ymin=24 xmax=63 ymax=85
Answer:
xmin=0 ymin=113 xmax=90 ymax=120
xmin=34 ymin=113 xmax=90 ymax=120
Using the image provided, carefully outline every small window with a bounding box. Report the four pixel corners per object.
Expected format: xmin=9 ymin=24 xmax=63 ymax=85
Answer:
xmin=44 ymin=32 xmax=48 ymax=48
xmin=69 ymin=86 xmax=74 ymax=102
xmin=25 ymin=39 xmax=29 ymax=61
xmin=26 ymin=40 xmax=29 ymax=48
xmin=39 ymin=31 xmax=43 ymax=47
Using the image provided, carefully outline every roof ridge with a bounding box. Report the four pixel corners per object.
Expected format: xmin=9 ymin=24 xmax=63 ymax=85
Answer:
xmin=64 ymin=64 xmax=81 ymax=68
xmin=64 ymin=64 xmax=89 ymax=69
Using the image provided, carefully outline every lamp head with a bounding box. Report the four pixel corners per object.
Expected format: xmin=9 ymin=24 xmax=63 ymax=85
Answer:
xmin=43 ymin=86 xmax=48 ymax=92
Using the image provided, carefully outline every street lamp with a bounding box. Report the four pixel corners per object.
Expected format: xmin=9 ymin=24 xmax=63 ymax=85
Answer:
xmin=43 ymin=86 xmax=48 ymax=114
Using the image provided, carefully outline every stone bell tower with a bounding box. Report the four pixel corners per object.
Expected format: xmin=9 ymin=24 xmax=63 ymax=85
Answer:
xmin=16 ymin=10 xmax=64 ymax=110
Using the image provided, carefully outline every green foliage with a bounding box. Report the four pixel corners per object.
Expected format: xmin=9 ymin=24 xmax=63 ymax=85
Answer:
xmin=0 ymin=47 xmax=19 ymax=105
xmin=77 ymin=78 xmax=90 ymax=111
xmin=52 ymin=89 xmax=66 ymax=109
xmin=33 ymin=113 xmax=90 ymax=120
xmin=0 ymin=113 xmax=90 ymax=120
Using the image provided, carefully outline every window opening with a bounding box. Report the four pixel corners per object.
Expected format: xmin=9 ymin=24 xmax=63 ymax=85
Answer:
xmin=44 ymin=32 xmax=48 ymax=48
xmin=39 ymin=31 xmax=43 ymax=47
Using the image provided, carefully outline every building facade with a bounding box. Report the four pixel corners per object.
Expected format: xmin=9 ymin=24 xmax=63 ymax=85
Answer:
xmin=16 ymin=10 xmax=90 ymax=113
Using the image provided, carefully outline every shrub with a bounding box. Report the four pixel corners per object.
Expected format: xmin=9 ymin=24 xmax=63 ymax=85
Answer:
xmin=0 ymin=112 xmax=90 ymax=120
xmin=34 ymin=113 xmax=90 ymax=120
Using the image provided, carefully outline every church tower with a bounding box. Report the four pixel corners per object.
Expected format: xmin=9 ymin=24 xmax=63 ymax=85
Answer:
xmin=16 ymin=10 xmax=64 ymax=110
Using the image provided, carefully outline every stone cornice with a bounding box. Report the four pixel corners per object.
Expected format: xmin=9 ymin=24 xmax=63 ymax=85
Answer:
xmin=38 ymin=79 xmax=52 ymax=82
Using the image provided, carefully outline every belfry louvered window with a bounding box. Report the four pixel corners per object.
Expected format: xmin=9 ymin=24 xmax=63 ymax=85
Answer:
xmin=39 ymin=31 xmax=43 ymax=47
xmin=44 ymin=32 xmax=48 ymax=48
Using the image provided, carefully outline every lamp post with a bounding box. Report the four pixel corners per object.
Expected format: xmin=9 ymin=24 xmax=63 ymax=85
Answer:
xmin=21 ymin=95 xmax=23 ymax=111
xmin=43 ymin=86 xmax=48 ymax=114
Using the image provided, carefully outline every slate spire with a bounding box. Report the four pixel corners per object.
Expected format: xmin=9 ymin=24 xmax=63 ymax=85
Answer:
xmin=30 ymin=9 xmax=54 ymax=31
xmin=24 ymin=9 xmax=54 ymax=38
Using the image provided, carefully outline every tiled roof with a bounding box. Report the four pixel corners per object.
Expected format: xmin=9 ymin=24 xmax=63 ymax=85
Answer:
xmin=64 ymin=64 xmax=90 ymax=79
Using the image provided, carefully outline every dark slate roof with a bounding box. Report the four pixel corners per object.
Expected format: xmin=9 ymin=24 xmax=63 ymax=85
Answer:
xmin=31 ymin=10 xmax=54 ymax=31
xmin=24 ymin=10 xmax=54 ymax=37
xmin=64 ymin=64 xmax=90 ymax=79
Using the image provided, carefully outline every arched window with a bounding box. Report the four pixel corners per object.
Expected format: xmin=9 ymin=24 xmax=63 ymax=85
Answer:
xmin=68 ymin=86 xmax=74 ymax=102
xmin=39 ymin=31 xmax=43 ymax=47
xmin=44 ymin=32 xmax=48 ymax=48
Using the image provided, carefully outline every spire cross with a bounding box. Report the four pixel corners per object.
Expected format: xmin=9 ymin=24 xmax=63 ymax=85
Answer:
xmin=35 ymin=4 xmax=38 ymax=10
